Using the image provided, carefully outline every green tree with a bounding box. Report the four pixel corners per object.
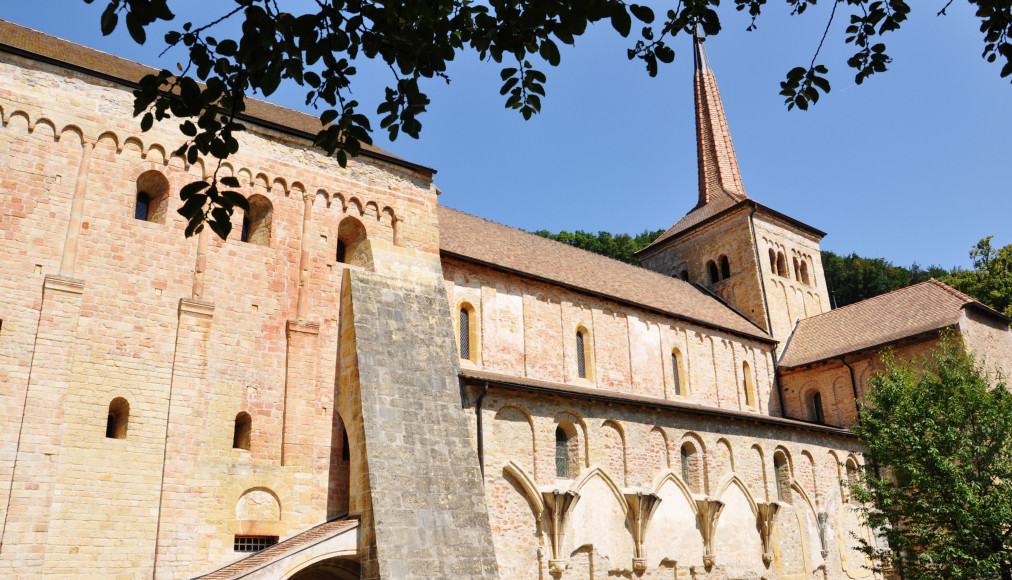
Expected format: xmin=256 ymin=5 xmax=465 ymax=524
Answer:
xmin=946 ymin=236 xmax=1012 ymax=317
xmin=86 ymin=0 xmax=1012 ymax=238
xmin=532 ymin=229 xmax=665 ymax=265
xmin=850 ymin=335 xmax=1012 ymax=579
xmin=822 ymin=250 xmax=951 ymax=308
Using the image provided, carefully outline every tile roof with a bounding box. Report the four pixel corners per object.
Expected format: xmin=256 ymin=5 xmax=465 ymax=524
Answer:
xmin=461 ymin=368 xmax=853 ymax=436
xmin=194 ymin=517 xmax=358 ymax=580
xmin=779 ymin=279 xmax=997 ymax=369
xmin=0 ymin=19 xmax=431 ymax=176
xmin=640 ymin=190 xmax=743 ymax=253
xmin=438 ymin=206 xmax=772 ymax=342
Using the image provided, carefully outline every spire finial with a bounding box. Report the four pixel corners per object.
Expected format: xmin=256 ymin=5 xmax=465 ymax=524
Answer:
xmin=693 ymin=25 xmax=711 ymax=73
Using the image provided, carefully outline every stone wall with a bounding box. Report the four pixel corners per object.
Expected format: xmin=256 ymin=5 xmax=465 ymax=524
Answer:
xmin=443 ymin=259 xmax=780 ymax=416
xmin=338 ymin=268 xmax=499 ymax=579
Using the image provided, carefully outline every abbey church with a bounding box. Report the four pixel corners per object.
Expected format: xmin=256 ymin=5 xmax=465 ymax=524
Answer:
xmin=1 ymin=19 xmax=1011 ymax=580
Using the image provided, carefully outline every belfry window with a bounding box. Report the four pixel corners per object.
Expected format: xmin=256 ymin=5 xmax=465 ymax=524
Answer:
xmin=800 ymin=260 xmax=810 ymax=285
xmin=769 ymin=249 xmax=777 ymax=272
xmin=707 ymin=260 xmax=719 ymax=284
xmin=459 ymin=307 xmax=470 ymax=360
xmin=719 ymin=256 xmax=730 ymax=279
xmin=106 ymin=397 xmax=129 ymax=439
xmin=776 ymin=252 xmax=788 ymax=277
xmin=793 ymin=257 xmax=801 ymax=281
xmin=679 ymin=270 xmax=689 ymax=281
xmin=555 ymin=426 xmax=569 ymax=478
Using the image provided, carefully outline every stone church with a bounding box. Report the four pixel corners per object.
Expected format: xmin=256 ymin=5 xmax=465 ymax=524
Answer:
xmin=1 ymin=18 xmax=1010 ymax=580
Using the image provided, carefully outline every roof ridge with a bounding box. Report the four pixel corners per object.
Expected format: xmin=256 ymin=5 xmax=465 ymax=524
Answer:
xmin=440 ymin=205 xmax=702 ymax=288
xmin=926 ymin=277 xmax=975 ymax=303
xmin=798 ymin=279 xmax=956 ymax=325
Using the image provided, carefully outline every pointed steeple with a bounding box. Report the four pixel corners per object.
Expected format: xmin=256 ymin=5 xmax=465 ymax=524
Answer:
xmin=693 ymin=29 xmax=747 ymax=206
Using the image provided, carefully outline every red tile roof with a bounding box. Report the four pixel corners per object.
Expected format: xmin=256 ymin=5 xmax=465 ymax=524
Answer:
xmin=779 ymin=279 xmax=1002 ymax=368
xmin=438 ymin=206 xmax=773 ymax=342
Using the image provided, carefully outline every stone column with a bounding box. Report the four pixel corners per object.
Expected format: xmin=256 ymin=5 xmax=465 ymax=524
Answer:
xmin=281 ymin=320 xmax=321 ymax=467
xmin=59 ymin=140 xmax=94 ymax=277
xmin=0 ymin=275 xmax=84 ymax=574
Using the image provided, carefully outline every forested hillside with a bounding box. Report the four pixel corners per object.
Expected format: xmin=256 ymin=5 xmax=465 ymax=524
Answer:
xmin=533 ymin=229 xmax=1012 ymax=317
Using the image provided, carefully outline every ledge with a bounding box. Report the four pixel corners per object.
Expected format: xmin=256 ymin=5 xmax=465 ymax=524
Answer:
xmin=179 ymin=298 xmax=215 ymax=318
xmin=460 ymin=368 xmax=853 ymax=438
xmin=43 ymin=275 xmax=84 ymax=295
xmin=287 ymin=319 xmax=321 ymax=335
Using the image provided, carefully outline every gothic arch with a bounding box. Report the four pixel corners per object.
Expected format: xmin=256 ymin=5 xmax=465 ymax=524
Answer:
xmin=502 ymin=460 xmax=546 ymax=516
xmin=714 ymin=474 xmax=759 ymax=516
xmin=569 ymin=467 xmax=628 ymax=516
xmin=651 ymin=470 xmax=699 ymax=508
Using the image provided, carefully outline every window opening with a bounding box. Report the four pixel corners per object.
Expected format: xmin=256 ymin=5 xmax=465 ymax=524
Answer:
xmin=680 ymin=446 xmax=689 ymax=482
xmin=106 ymin=398 xmax=129 ymax=439
xmin=793 ymin=257 xmax=801 ymax=281
xmin=769 ymin=249 xmax=776 ymax=272
xmin=776 ymin=252 xmax=787 ymax=277
xmin=240 ymin=215 xmax=251 ymax=243
xmin=459 ymin=307 xmax=470 ymax=360
xmin=576 ymin=331 xmax=586 ymax=379
xmin=679 ymin=270 xmax=689 ymax=281
xmin=342 ymin=430 xmax=350 ymax=461
xmin=800 ymin=260 xmax=810 ymax=285
xmin=707 ymin=261 xmax=719 ymax=284
xmin=671 ymin=351 xmax=681 ymax=396
xmin=234 ymin=536 xmax=278 ymax=553
xmin=742 ymin=361 xmax=755 ymax=408
xmin=812 ymin=392 xmax=825 ymax=424
xmin=233 ymin=412 xmax=251 ymax=450
xmin=336 ymin=240 xmax=347 ymax=263
xmin=555 ymin=427 xmax=569 ymax=478
xmin=134 ymin=192 xmax=150 ymax=221
xmin=774 ymin=453 xmax=789 ymax=501
xmin=719 ymin=256 xmax=730 ymax=279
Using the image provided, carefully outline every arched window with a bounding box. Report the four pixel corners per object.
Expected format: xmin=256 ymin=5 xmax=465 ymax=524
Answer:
xmin=241 ymin=194 xmax=273 ymax=247
xmin=742 ymin=361 xmax=756 ymax=409
xmin=719 ymin=255 xmax=730 ymax=279
xmin=680 ymin=442 xmax=702 ymax=493
xmin=810 ymin=391 xmax=825 ymax=424
xmin=793 ymin=257 xmax=801 ymax=281
xmin=774 ymin=451 xmax=791 ymax=502
xmin=134 ymin=170 xmax=170 ymax=224
xmin=800 ymin=260 xmax=810 ymax=285
xmin=671 ymin=349 xmax=684 ymax=397
xmin=679 ymin=270 xmax=689 ymax=281
xmin=336 ymin=216 xmax=369 ymax=266
xmin=776 ymin=252 xmax=788 ymax=277
xmin=845 ymin=458 xmax=860 ymax=502
xmin=707 ymin=260 xmax=719 ymax=284
xmin=555 ymin=426 xmax=569 ymax=478
xmin=768 ymin=248 xmax=777 ymax=272
xmin=233 ymin=412 xmax=252 ymax=450
xmin=342 ymin=430 xmax=350 ymax=461
xmin=459 ymin=306 xmax=470 ymax=360
xmin=106 ymin=397 xmax=129 ymax=439
xmin=134 ymin=191 xmax=150 ymax=221
xmin=575 ymin=328 xmax=591 ymax=379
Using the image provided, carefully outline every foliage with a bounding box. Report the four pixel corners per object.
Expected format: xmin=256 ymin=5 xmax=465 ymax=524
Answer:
xmin=821 ymin=250 xmax=948 ymax=308
xmin=946 ymin=236 xmax=1012 ymax=317
xmin=86 ymin=0 xmax=1012 ymax=238
xmin=849 ymin=334 xmax=1012 ymax=579
xmin=531 ymin=229 xmax=665 ymax=265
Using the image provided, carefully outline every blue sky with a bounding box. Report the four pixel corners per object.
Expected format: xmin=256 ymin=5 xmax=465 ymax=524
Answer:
xmin=4 ymin=2 xmax=1009 ymax=269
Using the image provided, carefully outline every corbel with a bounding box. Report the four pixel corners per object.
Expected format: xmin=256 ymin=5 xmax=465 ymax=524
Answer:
xmin=695 ymin=497 xmax=725 ymax=568
xmin=816 ymin=511 xmax=830 ymax=559
xmin=755 ymin=501 xmax=781 ymax=567
xmin=625 ymin=490 xmax=661 ymax=573
xmin=542 ymin=489 xmax=580 ymax=577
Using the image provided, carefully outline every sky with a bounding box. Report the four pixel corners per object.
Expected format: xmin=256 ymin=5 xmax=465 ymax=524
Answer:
xmin=3 ymin=1 xmax=1010 ymax=269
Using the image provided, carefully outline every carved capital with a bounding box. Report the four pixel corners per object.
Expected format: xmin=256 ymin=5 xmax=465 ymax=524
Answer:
xmin=816 ymin=511 xmax=830 ymax=559
xmin=625 ymin=490 xmax=661 ymax=562
xmin=542 ymin=489 xmax=580 ymax=565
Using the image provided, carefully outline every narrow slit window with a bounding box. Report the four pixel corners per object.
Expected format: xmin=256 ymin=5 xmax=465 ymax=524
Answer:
xmin=342 ymin=430 xmax=350 ymax=461
xmin=233 ymin=412 xmax=251 ymax=450
xmin=719 ymin=256 xmax=730 ymax=279
xmin=336 ymin=240 xmax=347 ymax=263
xmin=707 ymin=260 xmax=719 ymax=284
xmin=680 ymin=446 xmax=689 ymax=482
xmin=106 ymin=397 xmax=129 ymax=439
xmin=812 ymin=392 xmax=825 ymax=424
xmin=769 ymin=249 xmax=776 ymax=272
xmin=671 ymin=351 xmax=682 ymax=396
xmin=555 ymin=427 xmax=569 ymax=478
xmin=793 ymin=257 xmax=801 ymax=281
xmin=459 ymin=307 xmax=470 ymax=360
xmin=240 ymin=215 xmax=251 ymax=243
xmin=576 ymin=331 xmax=586 ymax=379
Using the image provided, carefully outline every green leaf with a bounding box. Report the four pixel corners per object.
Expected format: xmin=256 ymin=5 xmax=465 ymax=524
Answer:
xmin=610 ymin=4 xmax=632 ymax=37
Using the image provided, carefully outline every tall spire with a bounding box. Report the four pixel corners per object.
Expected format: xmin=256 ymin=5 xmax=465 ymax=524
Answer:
xmin=693 ymin=29 xmax=747 ymax=206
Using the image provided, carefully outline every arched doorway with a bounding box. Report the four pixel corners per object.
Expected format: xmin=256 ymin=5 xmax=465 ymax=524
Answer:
xmin=286 ymin=556 xmax=360 ymax=580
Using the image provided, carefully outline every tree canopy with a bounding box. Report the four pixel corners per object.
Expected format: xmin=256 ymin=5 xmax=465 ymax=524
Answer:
xmin=531 ymin=229 xmax=666 ymax=266
xmin=946 ymin=236 xmax=1012 ymax=317
xmin=87 ymin=0 xmax=1012 ymax=238
xmin=821 ymin=250 xmax=949 ymax=308
xmin=850 ymin=335 xmax=1012 ymax=579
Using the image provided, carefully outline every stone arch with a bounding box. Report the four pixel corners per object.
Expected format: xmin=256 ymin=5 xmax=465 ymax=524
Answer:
xmin=236 ymin=487 xmax=281 ymax=521
xmin=773 ymin=447 xmax=794 ymax=503
xmin=242 ymin=194 xmax=273 ymax=247
xmin=713 ymin=438 xmax=734 ymax=481
xmin=719 ymin=254 xmax=731 ymax=279
xmin=678 ymin=432 xmax=706 ymax=494
xmin=644 ymin=427 xmax=669 ymax=483
xmin=714 ymin=474 xmax=758 ymax=516
xmin=134 ymin=169 xmax=171 ymax=224
xmin=347 ymin=197 xmax=364 ymax=216
xmin=336 ymin=215 xmax=371 ymax=268
xmin=145 ymin=143 xmax=168 ymax=163
xmin=555 ymin=412 xmax=588 ymax=477
xmin=31 ymin=117 xmax=58 ymax=140
xmin=491 ymin=405 xmax=534 ymax=474
xmin=599 ymin=420 xmax=626 ymax=486
xmin=799 ymin=450 xmax=818 ymax=499
xmin=647 ymin=470 xmax=704 ymax=567
xmin=745 ymin=444 xmax=769 ymax=501
xmin=776 ymin=251 xmax=788 ymax=277
xmin=59 ymin=125 xmax=85 ymax=146
xmin=569 ymin=467 xmax=627 ymax=516
xmin=96 ymin=130 xmax=120 ymax=151
xmin=707 ymin=259 xmax=719 ymax=284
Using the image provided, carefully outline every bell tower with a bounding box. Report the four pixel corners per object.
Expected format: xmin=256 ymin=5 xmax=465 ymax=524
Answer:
xmin=636 ymin=31 xmax=831 ymax=347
